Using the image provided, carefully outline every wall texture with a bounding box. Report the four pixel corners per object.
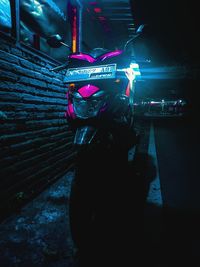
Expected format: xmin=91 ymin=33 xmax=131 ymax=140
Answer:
xmin=0 ymin=36 xmax=75 ymax=220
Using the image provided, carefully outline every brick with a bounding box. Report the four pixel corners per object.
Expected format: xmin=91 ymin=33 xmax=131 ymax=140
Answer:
xmin=0 ymin=36 xmax=74 ymax=217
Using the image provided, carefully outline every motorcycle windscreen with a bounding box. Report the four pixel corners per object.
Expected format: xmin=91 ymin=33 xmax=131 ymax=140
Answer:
xmin=74 ymin=126 xmax=97 ymax=145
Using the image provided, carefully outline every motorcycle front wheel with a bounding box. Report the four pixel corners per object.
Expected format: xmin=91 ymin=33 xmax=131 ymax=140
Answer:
xmin=69 ymin=144 xmax=130 ymax=265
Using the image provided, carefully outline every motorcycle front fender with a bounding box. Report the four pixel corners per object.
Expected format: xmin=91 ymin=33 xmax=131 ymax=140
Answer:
xmin=74 ymin=126 xmax=97 ymax=145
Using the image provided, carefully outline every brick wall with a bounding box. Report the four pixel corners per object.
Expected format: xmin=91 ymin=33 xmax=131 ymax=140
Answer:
xmin=0 ymin=36 xmax=75 ymax=220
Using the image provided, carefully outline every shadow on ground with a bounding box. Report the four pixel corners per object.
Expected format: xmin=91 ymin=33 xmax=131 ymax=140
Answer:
xmin=71 ymin=151 xmax=200 ymax=267
xmin=0 ymin=151 xmax=200 ymax=267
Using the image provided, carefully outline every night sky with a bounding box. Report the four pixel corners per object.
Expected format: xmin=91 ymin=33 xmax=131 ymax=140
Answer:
xmin=131 ymin=0 xmax=200 ymax=66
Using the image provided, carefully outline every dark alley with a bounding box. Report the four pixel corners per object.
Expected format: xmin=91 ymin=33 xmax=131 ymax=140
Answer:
xmin=1 ymin=0 xmax=200 ymax=266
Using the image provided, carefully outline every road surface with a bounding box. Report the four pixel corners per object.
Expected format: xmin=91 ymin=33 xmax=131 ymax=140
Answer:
xmin=0 ymin=115 xmax=200 ymax=267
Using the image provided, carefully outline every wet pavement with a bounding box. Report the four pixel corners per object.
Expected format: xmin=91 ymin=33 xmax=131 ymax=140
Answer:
xmin=0 ymin=172 xmax=75 ymax=267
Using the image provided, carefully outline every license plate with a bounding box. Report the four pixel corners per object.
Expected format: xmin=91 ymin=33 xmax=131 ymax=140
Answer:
xmin=64 ymin=64 xmax=117 ymax=83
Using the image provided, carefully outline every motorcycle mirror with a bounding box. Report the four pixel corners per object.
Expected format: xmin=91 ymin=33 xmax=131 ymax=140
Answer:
xmin=123 ymin=24 xmax=146 ymax=51
xmin=136 ymin=24 xmax=146 ymax=34
xmin=46 ymin=34 xmax=71 ymax=50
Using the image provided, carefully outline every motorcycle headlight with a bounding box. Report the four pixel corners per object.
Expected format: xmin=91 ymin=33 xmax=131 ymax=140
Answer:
xmin=130 ymin=62 xmax=141 ymax=77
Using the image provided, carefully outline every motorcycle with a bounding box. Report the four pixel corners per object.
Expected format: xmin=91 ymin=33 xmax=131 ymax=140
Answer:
xmin=47 ymin=25 xmax=144 ymax=265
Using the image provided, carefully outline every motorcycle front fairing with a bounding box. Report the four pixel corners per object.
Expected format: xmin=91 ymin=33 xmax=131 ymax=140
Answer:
xmin=64 ymin=50 xmax=136 ymax=146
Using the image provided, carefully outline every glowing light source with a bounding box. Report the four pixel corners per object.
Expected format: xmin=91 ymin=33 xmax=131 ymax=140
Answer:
xmin=0 ymin=0 xmax=12 ymax=28
xmin=94 ymin=7 xmax=102 ymax=13
xmin=69 ymin=83 xmax=75 ymax=90
xmin=72 ymin=7 xmax=77 ymax=53
xmin=130 ymin=62 xmax=141 ymax=76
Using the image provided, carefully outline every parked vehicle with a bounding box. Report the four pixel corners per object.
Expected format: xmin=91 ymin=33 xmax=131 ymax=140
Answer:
xmin=47 ymin=26 xmax=144 ymax=264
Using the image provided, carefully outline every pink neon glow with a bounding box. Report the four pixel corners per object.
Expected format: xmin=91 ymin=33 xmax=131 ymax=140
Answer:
xmin=94 ymin=7 xmax=101 ymax=13
xmin=99 ymin=50 xmax=123 ymax=61
xmin=65 ymin=92 xmax=76 ymax=119
xmin=67 ymin=103 xmax=76 ymax=119
xmin=69 ymin=53 xmax=96 ymax=63
xmin=125 ymin=82 xmax=131 ymax=97
xmin=69 ymin=50 xmax=123 ymax=63
xmin=78 ymin=84 xmax=99 ymax=98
